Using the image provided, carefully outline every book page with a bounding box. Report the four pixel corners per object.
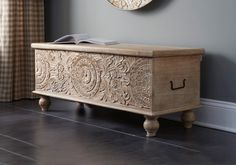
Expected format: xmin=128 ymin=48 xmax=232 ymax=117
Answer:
xmin=53 ymin=34 xmax=119 ymax=45
xmin=53 ymin=34 xmax=89 ymax=44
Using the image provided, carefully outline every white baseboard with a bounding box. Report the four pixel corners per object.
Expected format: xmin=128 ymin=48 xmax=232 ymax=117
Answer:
xmin=163 ymin=98 xmax=236 ymax=133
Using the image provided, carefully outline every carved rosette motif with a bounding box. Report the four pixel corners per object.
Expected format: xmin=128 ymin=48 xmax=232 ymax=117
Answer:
xmin=35 ymin=50 xmax=152 ymax=110
xmin=107 ymin=0 xmax=152 ymax=10
xmin=68 ymin=55 xmax=101 ymax=98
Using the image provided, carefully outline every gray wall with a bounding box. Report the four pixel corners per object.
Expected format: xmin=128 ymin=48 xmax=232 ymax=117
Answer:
xmin=45 ymin=0 xmax=236 ymax=103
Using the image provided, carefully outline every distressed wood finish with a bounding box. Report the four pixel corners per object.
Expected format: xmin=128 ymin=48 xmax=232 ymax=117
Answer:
xmin=32 ymin=43 xmax=204 ymax=137
xmin=143 ymin=116 xmax=159 ymax=137
xmin=39 ymin=96 xmax=50 ymax=112
xmin=181 ymin=110 xmax=196 ymax=128
xmin=35 ymin=50 xmax=152 ymax=112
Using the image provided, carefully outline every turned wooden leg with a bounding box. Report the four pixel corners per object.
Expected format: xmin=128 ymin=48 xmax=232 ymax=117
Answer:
xmin=143 ymin=116 xmax=159 ymax=137
xmin=76 ymin=102 xmax=85 ymax=115
xmin=39 ymin=96 xmax=51 ymax=112
xmin=181 ymin=110 xmax=196 ymax=128
xmin=77 ymin=102 xmax=84 ymax=111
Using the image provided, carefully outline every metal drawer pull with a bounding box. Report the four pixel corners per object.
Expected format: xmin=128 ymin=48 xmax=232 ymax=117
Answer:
xmin=170 ymin=79 xmax=186 ymax=90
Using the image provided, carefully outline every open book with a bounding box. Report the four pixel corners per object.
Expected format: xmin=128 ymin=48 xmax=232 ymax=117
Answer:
xmin=53 ymin=34 xmax=119 ymax=45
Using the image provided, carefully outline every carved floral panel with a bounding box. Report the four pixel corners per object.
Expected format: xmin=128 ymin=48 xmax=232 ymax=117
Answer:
xmin=35 ymin=50 xmax=152 ymax=110
xmin=107 ymin=0 xmax=152 ymax=10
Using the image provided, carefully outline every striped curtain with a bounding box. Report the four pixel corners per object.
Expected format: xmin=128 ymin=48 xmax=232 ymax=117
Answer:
xmin=0 ymin=0 xmax=44 ymax=102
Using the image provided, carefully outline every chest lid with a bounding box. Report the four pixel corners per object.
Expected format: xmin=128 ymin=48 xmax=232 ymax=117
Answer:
xmin=31 ymin=43 xmax=204 ymax=58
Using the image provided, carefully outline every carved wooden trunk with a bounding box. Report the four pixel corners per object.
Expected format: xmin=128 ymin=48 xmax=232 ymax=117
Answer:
xmin=31 ymin=43 xmax=204 ymax=137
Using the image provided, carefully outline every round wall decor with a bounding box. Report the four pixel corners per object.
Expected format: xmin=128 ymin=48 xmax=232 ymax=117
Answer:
xmin=107 ymin=0 xmax=152 ymax=10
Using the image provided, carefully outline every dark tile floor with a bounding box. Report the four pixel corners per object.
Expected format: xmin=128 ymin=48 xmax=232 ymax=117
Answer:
xmin=0 ymin=99 xmax=236 ymax=165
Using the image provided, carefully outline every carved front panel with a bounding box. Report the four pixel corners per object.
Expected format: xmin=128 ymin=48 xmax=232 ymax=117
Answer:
xmin=35 ymin=50 xmax=152 ymax=110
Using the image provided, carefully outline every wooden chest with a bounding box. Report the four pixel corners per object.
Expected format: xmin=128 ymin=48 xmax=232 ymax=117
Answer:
xmin=31 ymin=43 xmax=204 ymax=137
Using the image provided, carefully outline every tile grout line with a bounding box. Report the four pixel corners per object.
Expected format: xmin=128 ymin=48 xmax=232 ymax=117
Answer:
xmin=0 ymin=147 xmax=36 ymax=162
xmin=14 ymin=106 xmax=200 ymax=153
xmin=0 ymin=133 xmax=39 ymax=148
